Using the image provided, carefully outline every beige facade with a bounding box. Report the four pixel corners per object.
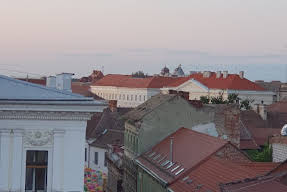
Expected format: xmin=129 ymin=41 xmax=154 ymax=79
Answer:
xmin=90 ymin=86 xmax=160 ymax=108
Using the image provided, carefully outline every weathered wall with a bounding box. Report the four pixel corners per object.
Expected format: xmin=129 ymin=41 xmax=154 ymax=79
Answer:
xmin=215 ymin=143 xmax=250 ymax=163
xmin=272 ymin=143 xmax=287 ymax=162
xmin=138 ymin=97 xmax=214 ymax=154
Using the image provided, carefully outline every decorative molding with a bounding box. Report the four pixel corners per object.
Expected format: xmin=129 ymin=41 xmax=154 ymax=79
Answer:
xmin=0 ymin=111 xmax=93 ymax=121
xmin=23 ymin=130 xmax=54 ymax=146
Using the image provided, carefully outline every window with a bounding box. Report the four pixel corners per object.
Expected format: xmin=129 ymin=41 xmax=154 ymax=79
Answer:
xmin=127 ymin=95 xmax=129 ymax=101
xmin=25 ymin=150 xmax=48 ymax=192
xmin=139 ymin=95 xmax=141 ymax=101
xmin=94 ymin=152 xmax=98 ymax=165
xmin=104 ymin=152 xmax=107 ymax=167
xmin=143 ymin=96 xmax=146 ymax=101
xmin=119 ymin=94 xmax=121 ymax=100
xmin=115 ymin=94 xmax=117 ymax=100
xmin=131 ymin=95 xmax=133 ymax=101
xmin=85 ymin=148 xmax=87 ymax=162
xmin=135 ymin=95 xmax=137 ymax=101
xmin=123 ymin=94 xmax=125 ymax=100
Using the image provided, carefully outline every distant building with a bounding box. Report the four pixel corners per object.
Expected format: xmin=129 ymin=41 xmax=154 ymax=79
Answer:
xmin=160 ymin=66 xmax=170 ymax=76
xmin=172 ymin=64 xmax=185 ymax=77
xmin=136 ymin=128 xmax=277 ymax=192
xmin=90 ymin=74 xmax=180 ymax=108
xmin=255 ymin=80 xmax=287 ymax=101
xmin=0 ymin=75 xmax=106 ymax=192
xmin=161 ymin=71 xmax=275 ymax=108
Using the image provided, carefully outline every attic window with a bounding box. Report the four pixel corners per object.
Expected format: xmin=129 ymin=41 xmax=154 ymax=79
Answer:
xmin=175 ymin=168 xmax=184 ymax=176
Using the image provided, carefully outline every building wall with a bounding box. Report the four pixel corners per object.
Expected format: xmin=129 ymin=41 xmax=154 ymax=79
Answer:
xmin=107 ymin=159 xmax=123 ymax=192
xmin=137 ymin=168 xmax=167 ymax=192
xmin=90 ymin=86 xmax=161 ymax=108
xmin=215 ymin=143 xmax=250 ymax=163
xmin=86 ymin=146 xmax=108 ymax=173
xmin=0 ymin=119 xmax=87 ymax=192
xmin=272 ymin=143 xmax=287 ymax=162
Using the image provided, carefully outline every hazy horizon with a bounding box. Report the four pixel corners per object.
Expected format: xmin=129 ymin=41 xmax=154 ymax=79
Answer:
xmin=1 ymin=0 xmax=286 ymax=82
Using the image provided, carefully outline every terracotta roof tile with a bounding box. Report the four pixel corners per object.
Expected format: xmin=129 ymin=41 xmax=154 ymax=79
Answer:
xmin=92 ymin=74 xmax=180 ymax=88
xmin=168 ymin=72 xmax=266 ymax=91
xmin=136 ymin=128 xmax=228 ymax=183
xmin=170 ymin=157 xmax=277 ymax=192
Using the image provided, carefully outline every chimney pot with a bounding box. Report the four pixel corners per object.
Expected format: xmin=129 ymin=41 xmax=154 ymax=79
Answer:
xmin=203 ymin=71 xmax=211 ymax=78
xmin=216 ymin=71 xmax=222 ymax=78
xmin=223 ymin=71 xmax=228 ymax=78
xmin=239 ymin=71 xmax=244 ymax=79
xmin=46 ymin=76 xmax=56 ymax=88
xmin=56 ymin=73 xmax=74 ymax=92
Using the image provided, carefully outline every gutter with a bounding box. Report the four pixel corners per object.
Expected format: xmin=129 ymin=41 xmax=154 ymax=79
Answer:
xmin=135 ymin=159 xmax=168 ymax=187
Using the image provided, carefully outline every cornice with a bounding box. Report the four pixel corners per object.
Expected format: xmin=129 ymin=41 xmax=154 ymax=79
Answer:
xmin=0 ymin=110 xmax=93 ymax=121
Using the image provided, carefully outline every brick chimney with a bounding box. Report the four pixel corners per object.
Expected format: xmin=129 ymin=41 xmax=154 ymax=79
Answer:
xmin=109 ymin=100 xmax=117 ymax=112
xmin=239 ymin=71 xmax=244 ymax=79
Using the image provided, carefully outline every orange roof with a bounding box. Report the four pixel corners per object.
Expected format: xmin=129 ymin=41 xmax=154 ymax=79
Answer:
xmin=92 ymin=74 xmax=180 ymax=88
xmin=168 ymin=72 xmax=266 ymax=91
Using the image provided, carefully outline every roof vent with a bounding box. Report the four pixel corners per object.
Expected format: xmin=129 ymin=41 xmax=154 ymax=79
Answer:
xmin=187 ymin=179 xmax=193 ymax=184
xmin=281 ymin=124 xmax=287 ymax=136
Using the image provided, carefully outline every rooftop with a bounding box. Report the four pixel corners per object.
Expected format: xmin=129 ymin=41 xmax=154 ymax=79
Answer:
xmin=167 ymin=72 xmax=266 ymax=91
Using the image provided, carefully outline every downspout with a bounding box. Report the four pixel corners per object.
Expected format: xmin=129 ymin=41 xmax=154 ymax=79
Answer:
xmin=8 ymin=129 xmax=14 ymax=191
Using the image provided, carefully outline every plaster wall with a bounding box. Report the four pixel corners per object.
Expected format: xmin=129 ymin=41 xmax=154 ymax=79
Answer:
xmin=0 ymin=119 xmax=87 ymax=192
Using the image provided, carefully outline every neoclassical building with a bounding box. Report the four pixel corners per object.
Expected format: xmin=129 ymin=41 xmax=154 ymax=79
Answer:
xmin=0 ymin=75 xmax=106 ymax=192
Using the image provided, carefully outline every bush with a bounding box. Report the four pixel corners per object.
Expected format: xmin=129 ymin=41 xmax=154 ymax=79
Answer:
xmin=246 ymin=144 xmax=272 ymax=162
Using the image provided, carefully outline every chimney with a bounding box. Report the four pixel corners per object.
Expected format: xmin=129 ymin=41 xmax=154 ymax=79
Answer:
xmin=203 ymin=71 xmax=211 ymax=78
xmin=258 ymin=104 xmax=267 ymax=120
xmin=170 ymin=137 xmax=174 ymax=162
xmin=216 ymin=71 xmax=222 ymax=78
xmin=223 ymin=71 xmax=228 ymax=78
xmin=46 ymin=76 xmax=56 ymax=88
xmin=109 ymin=100 xmax=118 ymax=112
xmin=239 ymin=71 xmax=244 ymax=79
xmin=56 ymin=73 xmax=74 ymax=92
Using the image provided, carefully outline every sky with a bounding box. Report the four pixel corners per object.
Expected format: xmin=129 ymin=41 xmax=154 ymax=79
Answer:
xmin=0 ymin=0 xmax=287 ymax=81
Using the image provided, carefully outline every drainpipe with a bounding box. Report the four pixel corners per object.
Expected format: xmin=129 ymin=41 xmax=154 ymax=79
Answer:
xmin=8 ymin=129 xmax=14 ymax=191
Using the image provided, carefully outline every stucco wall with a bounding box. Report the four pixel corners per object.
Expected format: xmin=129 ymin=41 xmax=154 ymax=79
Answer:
xmin=88 ymin=146 xmax=108 ymax=173
xmin=0 ymin=119 xmax=87 ymax=192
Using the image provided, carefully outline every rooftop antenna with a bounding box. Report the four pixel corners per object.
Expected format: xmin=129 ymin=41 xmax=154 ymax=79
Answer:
xmin=102 ymin=66 xmax=104 ymax=74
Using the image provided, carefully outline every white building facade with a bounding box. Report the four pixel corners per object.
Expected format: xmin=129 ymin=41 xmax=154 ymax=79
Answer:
xmin=90 ymin=86 xmax=159 ymax=108
xmin=0 ymin=75 xmax=106 ymax=192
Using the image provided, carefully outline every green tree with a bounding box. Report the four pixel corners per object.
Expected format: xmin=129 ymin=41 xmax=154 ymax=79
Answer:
xmin=200 ymin=96 xmax=210 ymax=104
xmin=227 ymin=93 xmax=239 ymax=104
xmin=132 ymin=71 xmax=148 ymax=78
xmin=246 ymin=144 xmax=272 ymax=162
xmin=240 ymin=99 xmax=253 ymax=110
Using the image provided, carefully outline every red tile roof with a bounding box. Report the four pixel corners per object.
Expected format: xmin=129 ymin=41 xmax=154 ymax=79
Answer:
xmin=92 ymin=73 xmax=266 ymax=91
xmin=136 ymin=128 xmax=228 ymax=183
xmin=220 ymin=172 xmax=287 ymax=192
xmin=168 ymin=72 xmax=266 ymax=91
xmin=92 ymin=74 xmax=180 ymax=88
xmin=169 ymin=157 xmax=278 ymax=192
xmin=267 ymin=101 xmax=287 ymax=113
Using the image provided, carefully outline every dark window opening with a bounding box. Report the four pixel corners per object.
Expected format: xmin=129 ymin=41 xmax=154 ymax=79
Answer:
xmin=25 ymin=150 xmax=48 ymax=192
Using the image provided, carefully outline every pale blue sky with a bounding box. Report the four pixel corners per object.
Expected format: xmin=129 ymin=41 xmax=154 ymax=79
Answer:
xmin=0 ymin=0 xmax=286 ymax=81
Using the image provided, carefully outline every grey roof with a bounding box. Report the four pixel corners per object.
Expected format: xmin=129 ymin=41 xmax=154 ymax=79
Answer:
xmin=0 ymin=75 xmax=94 ymax=101
xmin=123 ymin=94 xmax=178 ymax=122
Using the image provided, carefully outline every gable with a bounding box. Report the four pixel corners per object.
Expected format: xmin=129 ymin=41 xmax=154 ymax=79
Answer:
xmin=175 ymin=79 xmax=208 ymax=92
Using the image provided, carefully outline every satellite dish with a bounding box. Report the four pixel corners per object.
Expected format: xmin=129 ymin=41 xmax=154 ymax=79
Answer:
xmin=281 ymin=124 xmax=287 ymax=136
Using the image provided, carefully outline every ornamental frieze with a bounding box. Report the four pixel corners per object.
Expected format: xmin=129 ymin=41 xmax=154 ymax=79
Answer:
xmin=23 ymin=130 xmax=54 ymax=146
